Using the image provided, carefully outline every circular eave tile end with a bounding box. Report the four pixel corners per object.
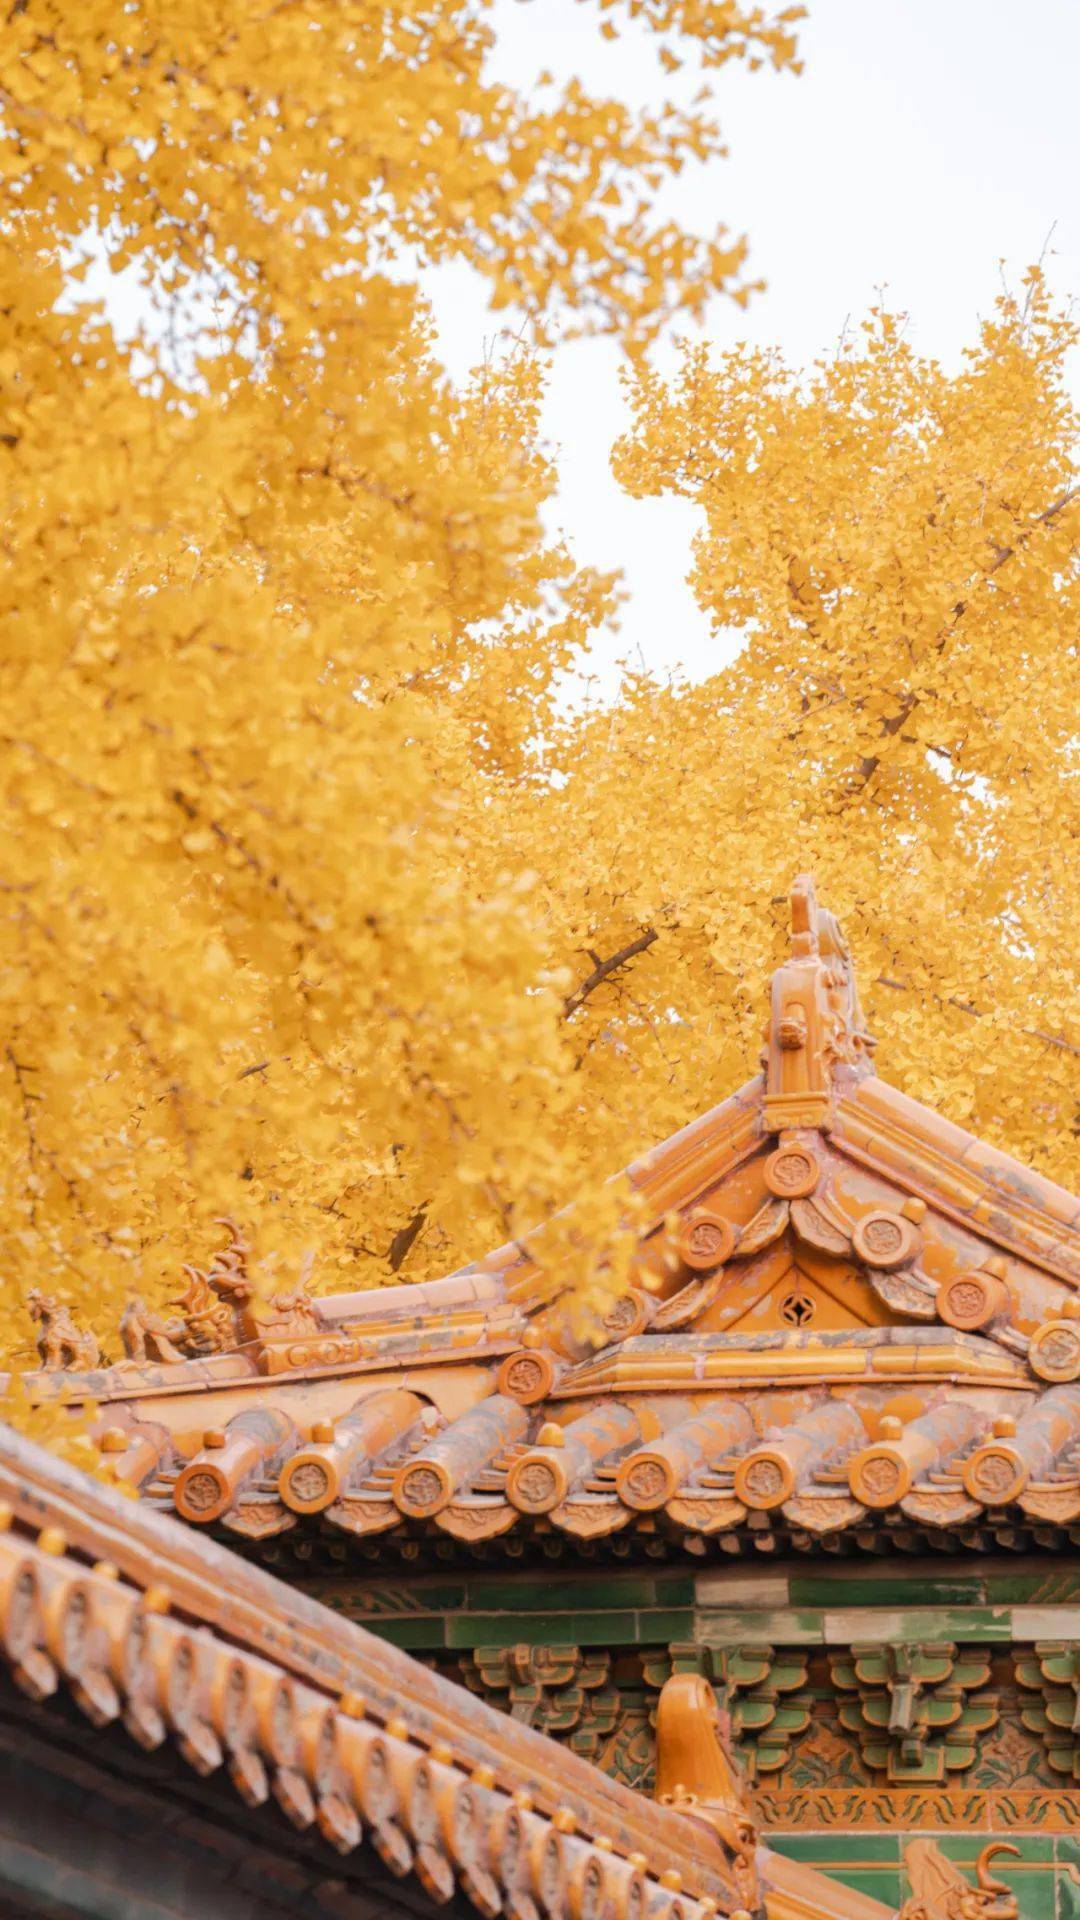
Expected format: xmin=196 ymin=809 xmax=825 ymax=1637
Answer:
xmin=506 ymin=1455 xmax=565 ymax=1514
xmin=1029 ymin=1321 xmax=1080 ymax=1383
xmin=764 ymin=1146 xmax=821 ymax=1200
xmin=852 ymin=1210 xmax=921 ymax=1270
xmin=615 ymin=1452 xmax=676 ymax=1511
xmin=497 ymin=1348 xmax=557 ymax=1404
xmin=392 ymin=1460 xmax=453 ymax=1518
xmin=733 ymin=1451 xmax=793 ymax=1510
xmin=675 ymin=1211 xmax=736 ymax=1273
xmin=962 ymin=1443 xmax=1027 ymax=1507
xmin=848 ymin=1444 xmax=910 ymax=1509
xmin=175 ymin=1462 xmax=231 ymax=1525
xmin=279 ymin=1452 xmax=338 ymax=1514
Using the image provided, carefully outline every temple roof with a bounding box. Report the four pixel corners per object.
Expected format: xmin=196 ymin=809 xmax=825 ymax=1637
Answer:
xmin=0 ymin=1414 xmax=898 ymax=1920
xmin=23 ymin=877 xmax=1080 ymax=1559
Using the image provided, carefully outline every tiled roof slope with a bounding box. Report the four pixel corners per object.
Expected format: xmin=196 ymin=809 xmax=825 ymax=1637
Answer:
xmin=22 ymin=878 xmax=1080 ymax=1557
xmin=0 ymin=1415 xmax=899 ymax=1920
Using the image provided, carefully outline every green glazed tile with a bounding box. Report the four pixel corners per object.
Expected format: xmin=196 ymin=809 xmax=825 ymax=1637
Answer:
xmin=446 ymin=1612 xmax=574 ymax=1649
xmin=789 ymin=1575 xmax=987 ymax=1608
xmin=843 ymin=1874 xmax=904 ymax=1907
xmin=1059 ymin=1873 xmax=1080 ymax=1920
xmin=770 ymin=1834 xmax=902 ymax=1864
xmin=695 ymin=1607 xmax=824 ymax=1645
xmin=937 ymin=1838 xmax=1050 ymax=1864
xmin=389 ymin=1578 xmax=468 ymax=1609
xmin=464 ymin=1573 xmax=659 ymax=1612
xmin=568 ymin=1611 xmax=639 ymax=1646
xmin=366 ymin=1617 xmax=446 ymax=1650
xmin=445 ymin=1611 xmax=638 ymax=1649
xmin=636 ymin=1608 xmax=695 ymax=1643
xmin=981 ymin=1570 xmax=1077 ymax=1605
xmin=323 ymin=1576 xmax=466 ymax=1617
xmin=820 ymin=1604 xmax=1013 ymax=1642
xmin=652 ymin=1574 xmax=697 ymax=1605
xmin=1056 ymin=1839 xmax=1080 ymax=1920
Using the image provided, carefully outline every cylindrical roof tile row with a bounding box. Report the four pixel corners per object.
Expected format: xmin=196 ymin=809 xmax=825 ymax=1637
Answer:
xmin=120 ymin=1375 xmax=1080 ymax=1548
xmin=0 ymin=1419 xmax=745 ymax=1920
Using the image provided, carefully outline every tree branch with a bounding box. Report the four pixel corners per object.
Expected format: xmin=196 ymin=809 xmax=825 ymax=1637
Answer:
xmin=563 ymin=928 xmax=658 ymax=1020
xmin=875 ymin=975 xmax=1079 ymax=1057
xmin=846 ymin=480 xmax=1080 ymax=794
xmin=387 ymin=1206 xmax=427 ymax=1272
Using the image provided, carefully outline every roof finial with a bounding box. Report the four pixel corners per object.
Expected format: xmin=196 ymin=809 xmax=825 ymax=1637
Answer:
xmin=789 ymin=873 xmax=820 ymax=959
xmin=763 ymin=876 xmax=873 ymax=1132
xmin=653 ymin=1673 xmax=760 ymax=1914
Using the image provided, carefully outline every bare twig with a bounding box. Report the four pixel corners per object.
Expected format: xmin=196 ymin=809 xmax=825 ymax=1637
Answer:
xmin=849 ymin=480 xmax=1080 ymax=793
xmin=387 ymin=1206 xmax=427 ymax=1273
xmin=563 ymin=928 xmax=659 ymax=1020
xmin=875 ymin=975 xmax=1078 ymax=1057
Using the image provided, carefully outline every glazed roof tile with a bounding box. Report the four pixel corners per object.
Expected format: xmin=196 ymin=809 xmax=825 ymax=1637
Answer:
xmin=0 ymin=1416 xmax=764 ymax=1919
xmin=22 ymin=877 xmax=1080 ymax=1558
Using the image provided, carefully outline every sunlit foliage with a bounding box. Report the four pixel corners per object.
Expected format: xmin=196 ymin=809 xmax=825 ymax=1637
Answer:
xmin=0 ymin=0 xmax=802 ymax=1362
xmin=547 ymin=275 xmax=1078 ymax=1192
xmin=3 ymin=8 xmax=1075 ymax=1387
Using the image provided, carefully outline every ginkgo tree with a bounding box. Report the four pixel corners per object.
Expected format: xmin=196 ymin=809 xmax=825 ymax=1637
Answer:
xmin=528 ymin=275 xmax=1078 ymax=1194
xmin=0 ymin=0 xmax=804 ymax=1364
xmin=3 ymin=2 xmax=1077 ymax=1387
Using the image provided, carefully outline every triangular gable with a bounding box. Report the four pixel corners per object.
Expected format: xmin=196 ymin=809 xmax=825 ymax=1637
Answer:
xmin=18 ymin=879 xmax=1080 ymax=1554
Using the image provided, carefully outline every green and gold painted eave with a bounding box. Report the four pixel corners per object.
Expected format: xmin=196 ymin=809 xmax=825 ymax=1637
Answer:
xmin=308 ymin=1554 xmax=1080 ymax=1652
xmin=311 ymin=1553 xmax=1080 ymax=1915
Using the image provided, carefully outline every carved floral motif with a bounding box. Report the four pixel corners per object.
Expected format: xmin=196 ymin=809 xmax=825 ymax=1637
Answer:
xmin=764 ymin=1146 xmax=820 ymax=1199
xmin=852 ymin=1210 xmax=921 ymax=1271
xmin=496 ymin=1348 xmax=554 ymax=1402
xmin=1028 ymin=1319 xmax=1080 ymax=1383
xmin=675 ymin=1210 xmax=736 ymax=1273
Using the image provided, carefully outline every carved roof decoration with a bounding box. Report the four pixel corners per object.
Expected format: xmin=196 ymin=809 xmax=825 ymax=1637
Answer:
xmin=20 ymin=877 xmax=1080 ymax=1558
xmin=0 ymin=1414 xmax=908 ymax=1920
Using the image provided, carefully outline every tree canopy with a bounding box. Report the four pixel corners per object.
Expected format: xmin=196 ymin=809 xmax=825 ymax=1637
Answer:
xmin=2 ymin=3 xmax=1076 ymax=1376
xmin=0 ymin=0 xmax=804 ymax=1359
xmin=543 ymin=279 xmax=1079 ymax=1192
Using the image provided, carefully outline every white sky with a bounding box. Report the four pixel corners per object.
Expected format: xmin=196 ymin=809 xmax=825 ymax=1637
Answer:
xmin=428 ymin=0 xmax=1080 ymax=689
